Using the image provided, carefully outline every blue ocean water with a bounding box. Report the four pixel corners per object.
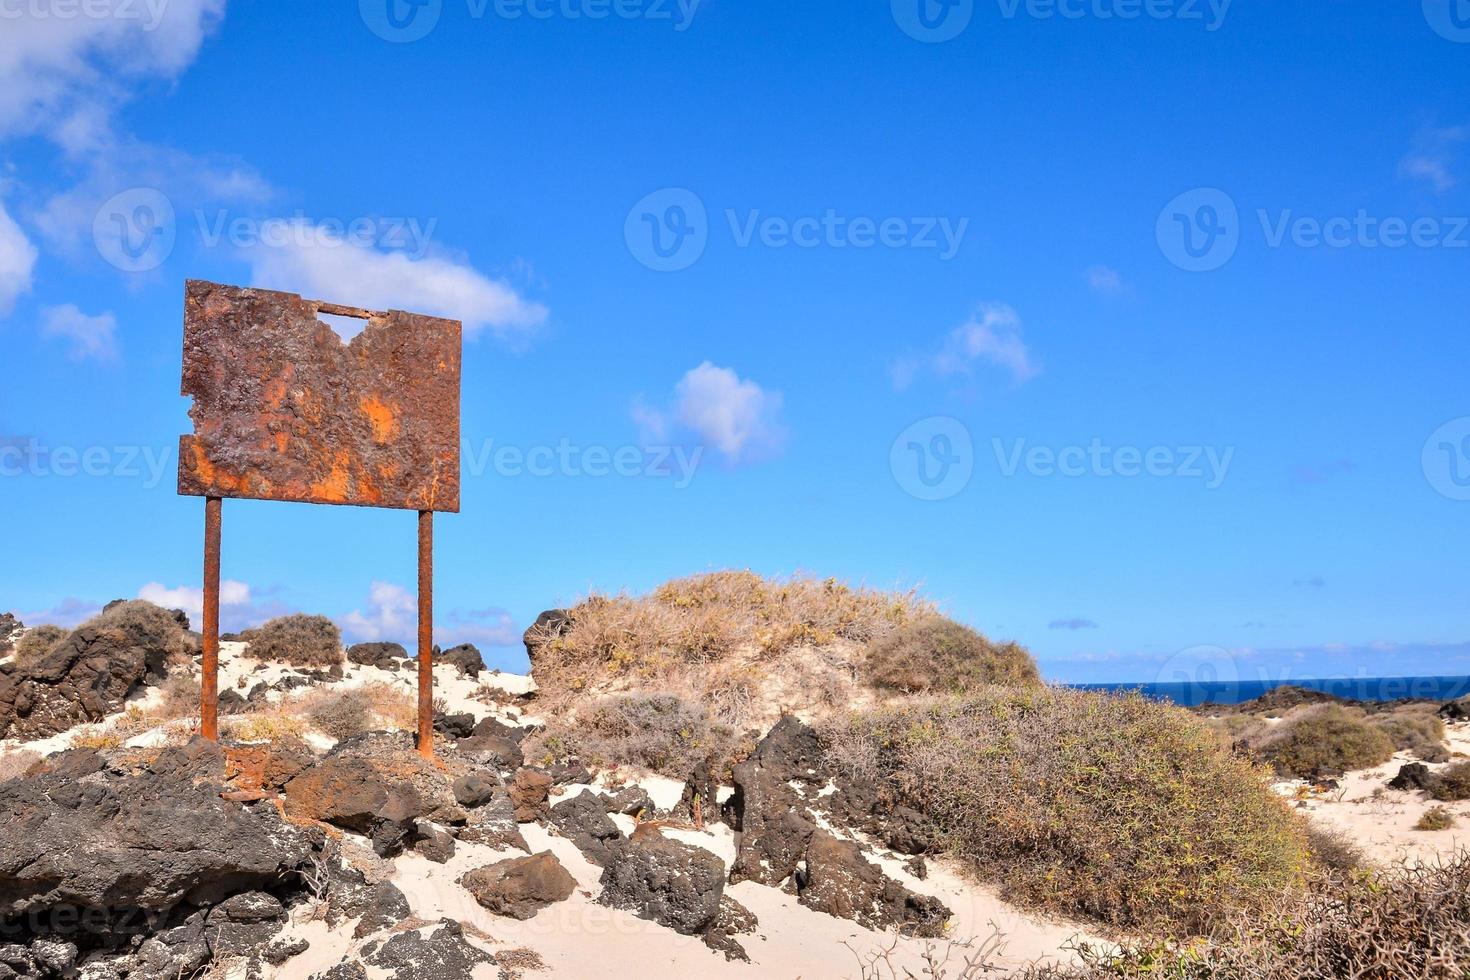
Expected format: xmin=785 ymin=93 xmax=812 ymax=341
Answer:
xmin=1074 ymin=676 xmax=1470 ymax=708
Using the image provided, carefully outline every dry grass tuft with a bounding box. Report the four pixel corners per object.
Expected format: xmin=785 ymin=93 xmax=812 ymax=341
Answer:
xmin=222 ymin=709 xmax=309 ymax=743
xmin=296 ymin=683 xmax=417 ymax=741
xmin=241 ymin=614 xmax=343 ymax=667
xmin=824 ymin=686 xmax=1310 ymax=936
xmin=12 ymin=624 xmax=67 ymax=664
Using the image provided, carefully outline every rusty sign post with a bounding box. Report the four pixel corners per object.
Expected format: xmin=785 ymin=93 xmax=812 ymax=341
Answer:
xmin=178 ymin=280 xmax=462 ymax=758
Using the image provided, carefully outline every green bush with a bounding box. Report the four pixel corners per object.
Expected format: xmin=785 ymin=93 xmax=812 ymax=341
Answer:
xmin=1258 ymin=705 xmax=1396 ymax=779
xmin=241 ymin=614 xmax=343 ymax=667
xmin=824 ymin=687 xmax=1309 ymax=935
xmin=12 ymin=625 xmax=67 ymax=664
xmin=862 ymin=615 xmax=1041 ymax=694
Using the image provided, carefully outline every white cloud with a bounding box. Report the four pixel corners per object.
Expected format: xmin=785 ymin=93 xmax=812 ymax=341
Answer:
xmin=636 ymin=362 xmax=786 ymax=465
xmin=933 ymin=303 xmax=1039 ymax=386
xmin=0 ymin=200 xmax=37 ymax=315
xmin=1400 ymin=125 xmax=1468 ymax=192
xmin=138 ymin=579 xmax=251 ymax=624
xmin=241 ymin=219 xmax=548 ymax=343
xmin=0 ymin=0 xmax=226 ymax=147
xmin=41 ymin=303 xmax=117 ymax=360
xmin=1085 ymin=265 xmax=1124 ymax=294
xmin=341 ymin=581 xmax=417 ymax=644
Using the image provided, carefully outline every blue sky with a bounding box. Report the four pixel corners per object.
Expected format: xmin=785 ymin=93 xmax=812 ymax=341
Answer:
xmin=2 ymin=0 xmax=1469 ymax=684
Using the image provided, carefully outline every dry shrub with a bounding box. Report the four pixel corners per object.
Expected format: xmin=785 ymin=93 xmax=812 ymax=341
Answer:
xmin=1417 ymin=806 xmax=1456 ymax=831
xmin=1017 ymin=855 xmax=1470 ymax=979
xmin=241 ymin=614 xmax=343 ymax=667
xmin=823 ymin=687 xmax=1309 ymax=936
xmin=223 ymin=709 xmax=308 ymax=743
xmin=69 ymin=727 xmax=125 ymax=751
xmin=1254 ymin=704 xmax=1396 ymax=779
xmin=304 ymin=687 xmax=373 ymax=740
xmin=1429 ymin=761 xmax=1470 ymax=802
xmin=298 ymin=683 xmax=416 ymax=741
xmin=1306 ymin=824 xmax=1366 ymax=874
xmin=112 ymin=672 xmax=202 ymax=737
xmin=863 ymin=615 xmax=1040 ymax=693
xmin=12 ymin=624 xmax=67 ymax=664
xmin=536 ymin=572 xmax=927 ymax=682
xmin=0 ymin=749 xmax=41 ymax=783
xmin=527 ymin=693 xmax=742 ymax=779
xmin=1373 ymin=705 xmax=1447 ymax=762
xmin=88 ymin=601 xmax=198 ymax=664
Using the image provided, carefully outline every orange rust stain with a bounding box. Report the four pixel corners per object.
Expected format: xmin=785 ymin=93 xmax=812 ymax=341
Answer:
xmin=309 ymin=450 xmax=354 ymax=503
xmin=273 ymin=431 xmax=289 ymax=454
xmin=264 ymin=376 xmax=289 ymax=410
xmin=360 ymin=396 xmax=401 ymax=445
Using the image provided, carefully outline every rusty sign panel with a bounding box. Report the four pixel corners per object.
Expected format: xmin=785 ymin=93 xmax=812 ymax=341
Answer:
xmin=178 ymin=279 xmax=461 ymax=512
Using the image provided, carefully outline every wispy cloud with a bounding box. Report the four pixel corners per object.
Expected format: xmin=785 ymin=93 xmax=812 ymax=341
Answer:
xmin=1084 ymin=265 xmax=1124 ymax=295
xmin=1049 ymin=617 xmax=1099 ymax=631
xmin=1400 ymin=125 xmax=1469 ymax=192
xmin=0 ymin=0 xmax=226 ymax=147
xmin=41 ymin=304 xmax=117 ymax=361
xmin=1293 ymin=576 xmax=1326 ymax=589
xmin=0 ymin=198 xmax=37 ymax=315
xmin=895 ymin=303 xmax=1039 ymax=392
xmin=241 ymin=218 xmax=548 ymax=344
xmin=635 ymin=362 xmax=786 ymax=465
xmin=438 ymin=607 xmax=519 ymax=648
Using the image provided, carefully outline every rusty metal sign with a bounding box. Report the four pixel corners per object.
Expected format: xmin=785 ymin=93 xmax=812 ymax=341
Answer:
xmin=178 ymin=279 xmax=461 ymax=512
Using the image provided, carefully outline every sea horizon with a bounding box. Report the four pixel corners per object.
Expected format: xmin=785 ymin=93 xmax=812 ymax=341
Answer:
xmin=1073 ymin=674 xmax=1470 ymax=708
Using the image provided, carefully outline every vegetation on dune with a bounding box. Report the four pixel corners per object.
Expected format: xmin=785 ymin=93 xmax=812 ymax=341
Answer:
xmin=862 ymin=614 xmax=1041 ymax=693
xmin=526 ymin=692 xmax=747 ymax=780
xmin=526 ymin=571 xmax=1042 ymax=778
xmin=240 ymin=614 xmax=344 ymax=667
xmin=1428 ymin=761 xmax=1470 ymax=802
xmin=1016 ymin=855 xmax=1470 ymax=979
xmin=1372 ymin=704 xmax=1449 ymax=762
xmin=532 ymin=571 xmax=933 ymax=690
xmin=298 ymin=683 xmax=417 ymax=741
xmin=1250 ymin=704 xmax=1397 ymax=778
xmin=1417 ymin=806 xmax=1456 ymax=832
xmin=823 ymin=687 xmax=1310 ymax=936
